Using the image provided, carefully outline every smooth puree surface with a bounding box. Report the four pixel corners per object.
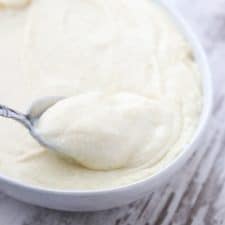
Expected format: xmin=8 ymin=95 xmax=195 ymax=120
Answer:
xmin=0 ymin=0 xmax=202 ymax=190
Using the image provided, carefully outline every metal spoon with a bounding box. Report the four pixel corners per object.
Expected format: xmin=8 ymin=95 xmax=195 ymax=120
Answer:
xmin=0 ymin=96 xmax=64 ymax=150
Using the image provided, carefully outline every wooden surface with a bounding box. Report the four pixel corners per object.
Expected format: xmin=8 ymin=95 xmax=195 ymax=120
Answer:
xmin=0 ymin=0 xmax=225 ymax=224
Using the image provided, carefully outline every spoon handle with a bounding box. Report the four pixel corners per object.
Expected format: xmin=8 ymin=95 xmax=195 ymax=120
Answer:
xmin=0 ymin=104 xmax=32 ymax=130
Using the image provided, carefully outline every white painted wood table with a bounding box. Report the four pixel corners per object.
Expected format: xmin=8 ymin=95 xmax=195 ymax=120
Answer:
xmin=1 ymin=0 xmax=225 ymax=224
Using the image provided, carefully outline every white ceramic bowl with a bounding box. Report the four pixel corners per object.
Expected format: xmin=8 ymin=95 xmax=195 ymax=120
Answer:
xmin=0 ymin=0 xmax=212 ymax=211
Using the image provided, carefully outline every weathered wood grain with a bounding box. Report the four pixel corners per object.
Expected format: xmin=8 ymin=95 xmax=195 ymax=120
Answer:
xmin=0 ymin=0 xmax=225 ymax=224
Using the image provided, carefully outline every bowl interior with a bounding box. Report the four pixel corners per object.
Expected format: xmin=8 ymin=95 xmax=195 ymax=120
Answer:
xmin=0 ymin=0 xmax=213 ymax=196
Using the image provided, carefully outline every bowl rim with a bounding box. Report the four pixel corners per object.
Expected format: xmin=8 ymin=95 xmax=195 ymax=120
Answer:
xmin=0 ymin=0 xmax=213 ymax=196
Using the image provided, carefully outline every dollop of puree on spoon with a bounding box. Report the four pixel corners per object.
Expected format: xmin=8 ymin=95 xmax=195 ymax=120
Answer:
xmin=35 ymin=92 xmax=179 ymax=171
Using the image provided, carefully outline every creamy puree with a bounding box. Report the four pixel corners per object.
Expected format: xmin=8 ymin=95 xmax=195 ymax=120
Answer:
xmin=0 ymin=0 xmax=202 ymax=190
xmin=36 ymin=92 xmax=181 ymax=170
